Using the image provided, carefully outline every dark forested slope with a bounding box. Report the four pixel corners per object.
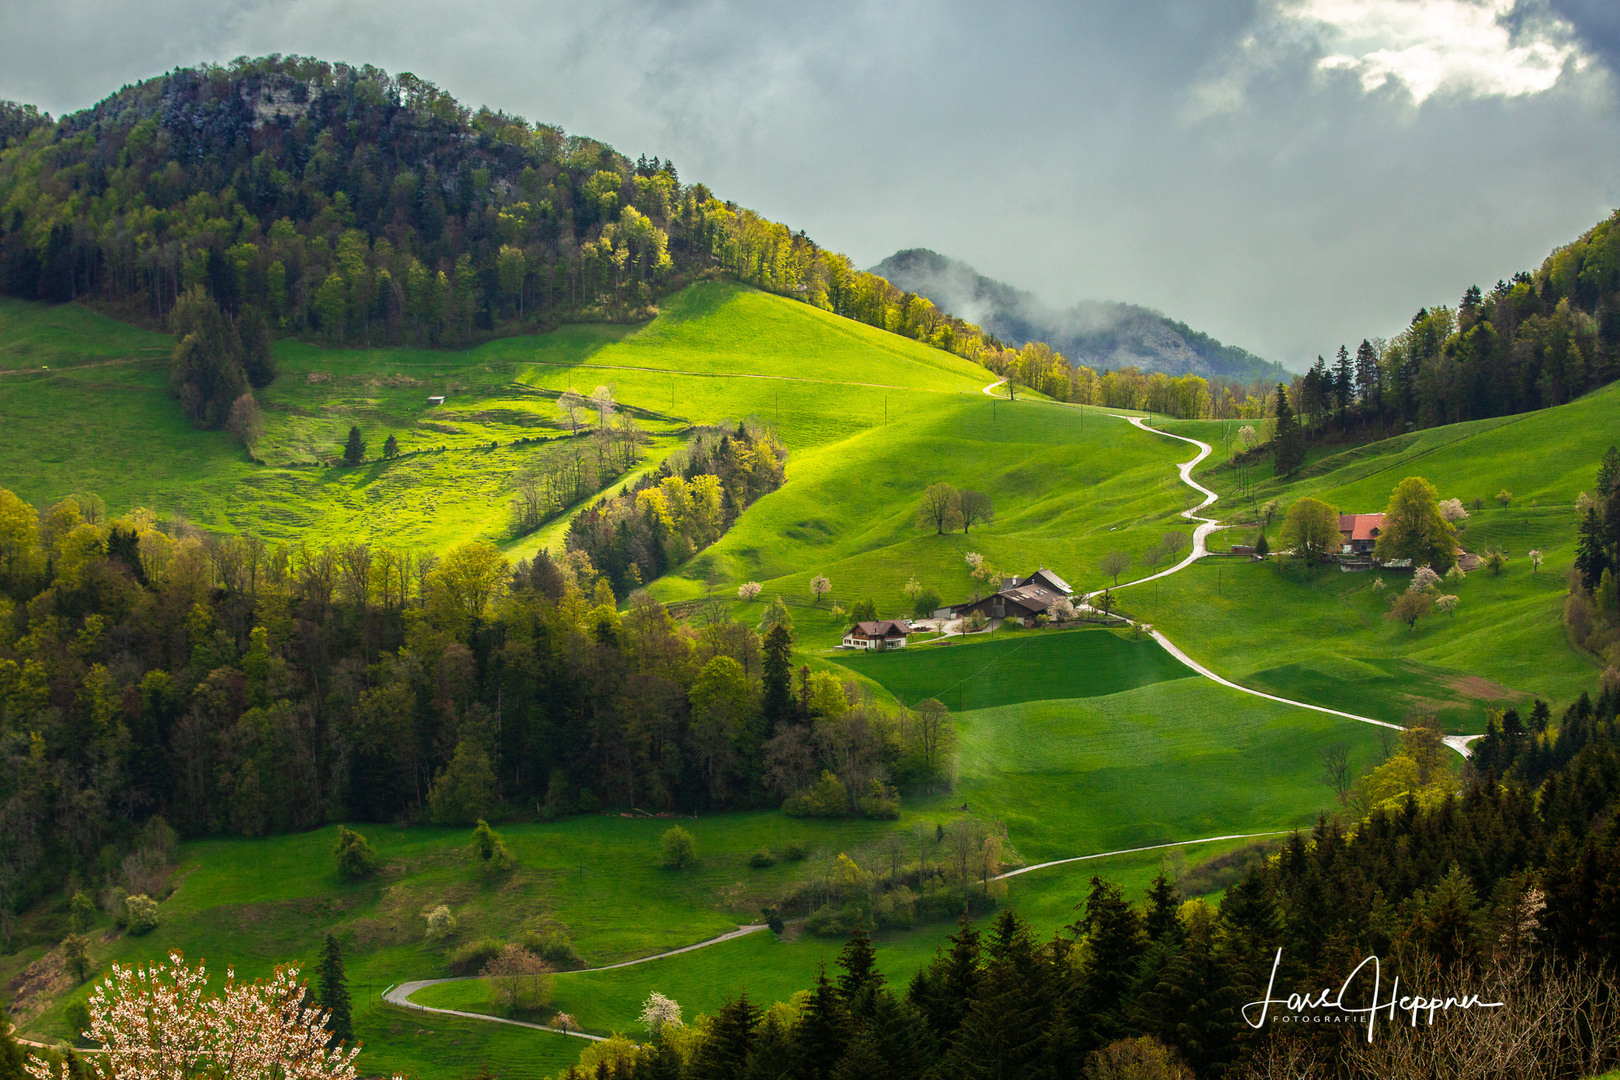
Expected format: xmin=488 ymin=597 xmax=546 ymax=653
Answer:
xmin=871 ymin=247 xmax=1290 ymax=382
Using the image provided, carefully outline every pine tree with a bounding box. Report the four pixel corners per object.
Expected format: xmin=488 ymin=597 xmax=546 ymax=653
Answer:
xmin=1271 ymin=385 xmax=1304 ymax=476
xmin=1333 ymin=344 xmax=1352 ymax=422
xmin=318 ymin=934 xmax=354 ymax=1046
xmin=1354 ymin=338 xmax=1380 ymax=412
xmin=943 ymin=910 xmax=1051 ymax=1080
xmin=836 ymin=924 xmax=885 ymax=1019
xmin=1597 ymin=444 xmax=1620 ymax=495
xmin=342 ymin=425 xmax=366 ymax=465
xmin=790 ymin=963 xmax=850 ymax=1080
xmin=907 ymin=917 xmax=981 ymax=1041
xmin=690 ymin=992 xmax=761 ymax=1080
xmin=866 ymin=992 xmax=938 ymax=1079
xmin=762 ymin=622 xmax=794 ymax=725
xmin=1574 ymin=505 xmax=1609 ymax=591
xmin=383 ymin=433 xmax=400 ymax=459
xmin=1070 ymin=877 xmax=1146 ymax=1053
xmin=1143 ymin=873 xmax=1182 ymax=943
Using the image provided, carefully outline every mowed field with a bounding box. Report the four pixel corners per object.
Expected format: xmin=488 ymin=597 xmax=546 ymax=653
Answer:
xmin=832 ymin=628 xmax=1385 ymax=863
xmin=1137 ymin=384 xmax=1620 ymax=723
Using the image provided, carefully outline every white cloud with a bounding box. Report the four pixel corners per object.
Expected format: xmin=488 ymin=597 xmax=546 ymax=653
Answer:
xmin=1290 ymin=0 xmax=1586 ymax=101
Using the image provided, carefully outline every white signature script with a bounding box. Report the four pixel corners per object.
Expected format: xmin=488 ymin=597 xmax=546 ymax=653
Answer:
xmin=1242 ymin=948 xmax=1506 ymax=1041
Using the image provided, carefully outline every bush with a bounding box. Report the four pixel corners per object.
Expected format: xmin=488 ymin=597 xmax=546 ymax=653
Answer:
xmin=425 ymin=904 xmax=457 ymax=940
xmin=333 ymin=826 xmax=378 ymax=879
xmin=1084 ymin=1036 xmax=1195 ymax=1080
xmin=124 ymin=894 xmax=159 ymax=935
xmin=575 ymin=787 xmax=600 ymax=813
xmin=63 ymin=999 xmax=92 ymax=1043
xmin=471 ymin=819 xmax=517 ymax=872
xmin=521 ymin=927 xmax=585 ymax=970
xmin=70 ymin=891 xmax=97 ymax=933
xmin=784 ymin=841 xmax=808 ymax=861
xmin=762 ymin=906 xmax=785 ymax=934
xmin=448 ymin=938 xmax=506 ymax=974
xmin=660 ymin=826 xmax=696 ymax=869
xmin=803 ymin=905 xmax=848 ymax=938
xmin=912 ymin=588 xmax=941 ymax=620
xmin=783 ymin=771 xmax=850 ymax=818
xmin=748 ymin=848 xmax=776 ymax=868
xmin=1254 ymin=532 xmax=1269 ymax=557
xmin=856 ymin=779 xmax=901 ymax=820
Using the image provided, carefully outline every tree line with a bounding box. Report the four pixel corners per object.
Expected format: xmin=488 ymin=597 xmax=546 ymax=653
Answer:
xmin=565 ymin=423 xmax=787 ymax=599
xmin=552 ymin=676 xmax=1620 ymax=1080
xmin=0 ymin=481 xmax=972 ymax=945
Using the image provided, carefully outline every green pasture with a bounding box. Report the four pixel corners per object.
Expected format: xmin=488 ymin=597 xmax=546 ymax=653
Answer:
xmin=1138 ymin=385 xmax=1620 ymax=720
xmin=837 ymin=627 xmax=1192 ymax=711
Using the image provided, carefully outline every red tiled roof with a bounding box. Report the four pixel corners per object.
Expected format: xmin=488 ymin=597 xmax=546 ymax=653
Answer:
xmin=1338 ymin=513 xmax=1384 ymax=542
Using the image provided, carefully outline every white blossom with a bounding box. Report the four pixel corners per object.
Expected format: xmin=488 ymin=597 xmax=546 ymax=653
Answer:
xmin=638 ymin=991 xmax=683 ymax=1038
xmin=737 ymin=581 xmax=762 ymax=601
xmin=25 ymin=951 xmax=397 ymax=1080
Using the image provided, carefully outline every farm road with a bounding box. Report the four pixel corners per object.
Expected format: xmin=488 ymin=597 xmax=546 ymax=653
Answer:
xmin=1089 ymin=415 xmax=1479 ymax=757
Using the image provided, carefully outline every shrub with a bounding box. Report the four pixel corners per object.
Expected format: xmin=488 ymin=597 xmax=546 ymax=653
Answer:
xmin=783 ymin=771 xmax=850 ymax=818
xmin=448 ymin=937 xmax=506 ymax=974
xmin=63 ymin=934 xmax=93 ymax=982
xmin=964 ymin=611 xmax=990 ymax=632
xmin=762 ymin=906 xmax=785 ymax=934
xmin=857 ymin=779 xmax=901 ymax=820
xmin=575 ymin=787 xmax=600 ymax=813
xmin=660 ymin=826 xmax=696 ymax=869
xmin=1484 ymin=549 xmax=1508 ymax=575
xmin=64 ymin=999 xmax=92 ymax=1044
xmin=521 ymin=927 xmax=585 ymax=970
xmin=124 ymin=894 xmax=159 ymax=935
xmin=425 ymin=904 xmax=457 ymax=940
xmin=749 ymin=848 xmax=776 ymax=869
xmin=1254 ymin=532 xmax=1269 ymax=557
xmin=69 ymin=891 xmax=97 ymax=933
xmin=472 ymin=819 xmax=517 ymax=871
xmin=804 ymin=905 xmax=848 ymax=937
xmin=784 ymin=841 xmax=808 ymax=861
xmin=333 ymin=825 xmax=378 ymax=879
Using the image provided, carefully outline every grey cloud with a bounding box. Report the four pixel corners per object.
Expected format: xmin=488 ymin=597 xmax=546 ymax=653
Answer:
xmin=0 ymin=0 xmax=1616 ymax=368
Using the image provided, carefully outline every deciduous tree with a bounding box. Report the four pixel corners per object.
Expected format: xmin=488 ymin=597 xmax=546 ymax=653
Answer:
xmin=1375 ymin=476 xmax=1459 ymax=571
xmin=917 ymin=484 xmax=962 ymax=535
xmin=1279 ymin=497 xmax=1341 ymax=562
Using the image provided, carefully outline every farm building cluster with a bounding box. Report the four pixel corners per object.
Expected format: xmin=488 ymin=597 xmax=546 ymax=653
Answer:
xmin=839 ymin=568 xmax=1077 ymax=649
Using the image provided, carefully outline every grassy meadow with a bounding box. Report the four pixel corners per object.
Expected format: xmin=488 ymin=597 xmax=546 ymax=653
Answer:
xmin=1132 ymin=383 xmax=1620 ymax=722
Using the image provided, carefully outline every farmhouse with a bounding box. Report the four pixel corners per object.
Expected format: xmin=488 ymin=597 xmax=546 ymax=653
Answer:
xmin=842 ymin=620 xmax=910 ymax=650
xmin=1338 ymin=513 xmax=1384 ymax=556
xmin=951 ymin=568 xmax=1072 ymax=627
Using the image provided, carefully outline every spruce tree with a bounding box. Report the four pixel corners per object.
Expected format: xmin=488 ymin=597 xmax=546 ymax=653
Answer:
xmin=383 ymin=433 xmax=400 ymax=459
xmin=762 ymin=623 xmax=794 ymax=726
xmin=835 ymin=924 xmax=885 ymax=1019
xmin=1143 ymin=873 xmax=1182 ymax=943
xmin=1574 ymin=505 xmax=1609 ymax=591
xmin=944 ymin=910 xmax=1051 ymax=1080
xmin=318 ymin=934 xmax=354 ymax=1046
xmin=342 ymin=425 xmax=366 ymax=465
xmin=690 ymin=991 xmax=760 ymax=1080
xmin=789 ymin=963 xmax=849 ymax=1080
xmin=1070 ymin=877 xmax=1146 ymax=1052
xmin=1271 ymin=384 xmax=1305 ymax=476
xmin=907 ymin=916 xmax=981 ymax=1040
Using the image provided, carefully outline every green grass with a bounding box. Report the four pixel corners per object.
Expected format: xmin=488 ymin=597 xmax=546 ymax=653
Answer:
xmin=837 ymin=627 xmax=1193 ymax=711
xmin=1134 ymin=386 xmax=1620 ymax=721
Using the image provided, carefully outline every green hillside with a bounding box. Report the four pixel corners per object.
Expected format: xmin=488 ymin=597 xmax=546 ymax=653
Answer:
xmin=1136 ymin=384 xmax=1620 ymax=724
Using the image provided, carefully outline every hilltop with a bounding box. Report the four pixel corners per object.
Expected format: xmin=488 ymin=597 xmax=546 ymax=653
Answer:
xmin=871 ymin=248 xmax=1290 ymax=383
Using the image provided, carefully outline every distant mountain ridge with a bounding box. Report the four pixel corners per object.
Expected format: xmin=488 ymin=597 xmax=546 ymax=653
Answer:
xmin=871 ymin=249 xmax=1290 ymax=383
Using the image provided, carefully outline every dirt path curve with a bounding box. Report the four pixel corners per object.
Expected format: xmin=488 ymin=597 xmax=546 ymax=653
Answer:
xmin=1084 ymin=414 xmax=1478 ymax=755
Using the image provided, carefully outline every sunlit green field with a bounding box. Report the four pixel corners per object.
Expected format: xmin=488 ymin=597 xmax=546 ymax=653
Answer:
xmin=1137 ymin=384 xmax=1620 ymax=721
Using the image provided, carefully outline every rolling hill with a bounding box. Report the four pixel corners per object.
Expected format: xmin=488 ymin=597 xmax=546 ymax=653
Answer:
xmin=871 ymin=248 xmax=1291 ymax=382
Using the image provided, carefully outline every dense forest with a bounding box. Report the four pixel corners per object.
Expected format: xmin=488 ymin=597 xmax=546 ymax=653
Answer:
xmin=0 ymin=57 xmax=1005 ymax=404
xmin=0 ymin=475 xmax=956 ymax=945
xmin=540 ymin=678 xmax=1620 ymax=1080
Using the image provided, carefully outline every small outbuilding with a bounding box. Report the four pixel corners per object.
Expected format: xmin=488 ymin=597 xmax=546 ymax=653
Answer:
xmin=843 ymin=620 xmax=910 ymax=651
xmin=427 ymin=395 xmax=445 ymax=406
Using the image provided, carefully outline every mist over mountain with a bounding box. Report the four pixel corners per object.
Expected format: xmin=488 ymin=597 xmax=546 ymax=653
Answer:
xmin=871 ymin=249 xmax=1291 ymax=383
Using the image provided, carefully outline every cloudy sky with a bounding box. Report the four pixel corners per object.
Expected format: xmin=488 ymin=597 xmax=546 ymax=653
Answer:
xmin=3 ymin=0 xmax=1618 ymax=367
